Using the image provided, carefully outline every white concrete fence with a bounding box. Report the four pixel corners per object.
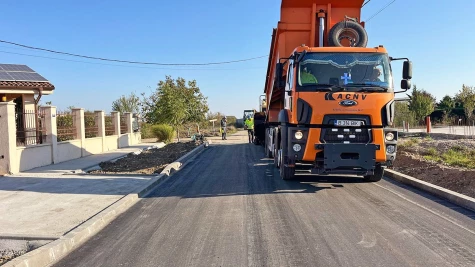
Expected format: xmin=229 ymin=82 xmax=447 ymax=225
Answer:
xmin=0 ymin=102 xmax=141 ymax=175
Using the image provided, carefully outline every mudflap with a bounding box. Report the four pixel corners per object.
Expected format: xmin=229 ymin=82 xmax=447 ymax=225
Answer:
xmin=312 ymin=143 xmax=379 ymax=176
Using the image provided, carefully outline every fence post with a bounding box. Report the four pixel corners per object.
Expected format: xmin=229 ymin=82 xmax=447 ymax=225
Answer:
xmin=111 ymin=112 xmax=120 ymax=136
xmin=41 ymin=106 xmax=58 ymax=164
xmin=123 ymin=112 xmax=132 ymax=147
xmin=72 ymin=108 xmax=86 ymax=157
xmin=124 ymin=112 xmax=133 ymax=134
xmin=0 ymin=102 xmax=17 ymax=175
xmin=426 ymin=116 xmax=431 ymax=133
xmin=95 ymin=110 xmax=105 ymax=152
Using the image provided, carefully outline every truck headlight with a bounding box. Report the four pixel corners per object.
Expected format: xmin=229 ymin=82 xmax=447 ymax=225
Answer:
xmin=386 ymin=145 xmax=395 ymax=154
xmin=385 ymin=132 xmax=395 ymax=141
xmin=295 ymin=131 xmax=303 ymax=140
xmin=293 ymin=144 xmax=301 ymax=152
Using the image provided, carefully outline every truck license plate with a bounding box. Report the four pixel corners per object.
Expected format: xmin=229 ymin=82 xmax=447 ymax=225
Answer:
xmin=334 ymin=120 xmax=362 ymax=127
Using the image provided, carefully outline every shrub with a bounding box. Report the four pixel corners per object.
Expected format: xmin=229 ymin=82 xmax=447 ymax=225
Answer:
xmin=151 ymin=124 xmax=175 ymax=143
xmin=140 ymin=123 xmax=155 ymax=139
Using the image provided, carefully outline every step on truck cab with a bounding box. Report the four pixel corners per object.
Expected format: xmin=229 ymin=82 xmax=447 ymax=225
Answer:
xmin=255 ymin=0 xmax=413 ymax=181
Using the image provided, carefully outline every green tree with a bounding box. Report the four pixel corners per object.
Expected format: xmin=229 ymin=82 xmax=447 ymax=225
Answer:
xmin=407 ymin=85 xmax=436 ymax=124
xmin=141 ymin=76 xmax=209 ymax=141
xmin=437 ymin=95 xmax=455 ymax=124
xmin=394 ymin=101 xmax=416 ymax=127
xmin=112 ymin=92 xmax=141 ymax=114
xmin=455 ymin=84 xmax=475 ymax=123
xmin=437 ymin=95 xmax=455 ymax=113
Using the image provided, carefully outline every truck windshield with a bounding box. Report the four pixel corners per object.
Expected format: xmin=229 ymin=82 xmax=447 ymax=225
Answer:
xmin=296 ymin=52 xmax=393 ymax=92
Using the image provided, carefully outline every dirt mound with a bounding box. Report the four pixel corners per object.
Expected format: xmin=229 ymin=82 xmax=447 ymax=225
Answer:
xmin=90 ymin=141 xmax=199 ymax=175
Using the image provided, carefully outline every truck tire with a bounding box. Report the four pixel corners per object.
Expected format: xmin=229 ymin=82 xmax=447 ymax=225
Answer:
xmin=280 ymin=153 xmax=295 ymax=180
xmin=328 ymin=20 xmax=368 ymax=47
xmin=273 ymin=129 xmax=280 ymax=168
xmin=279 ymin=138 xmax=295 ymax=180
xmin=363 ymin=165 xmax=384 ymax=182
xmin=265 ymin=130 xmax=273 ymax=158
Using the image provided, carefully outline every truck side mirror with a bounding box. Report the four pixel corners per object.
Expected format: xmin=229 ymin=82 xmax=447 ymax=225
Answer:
xmin=403 ymin=61 xmax=412 ymax=80
xmin=401 ymin=79 xmax=411 ymax=90
xmin=275 ymin=62 xmax=285 ymax=88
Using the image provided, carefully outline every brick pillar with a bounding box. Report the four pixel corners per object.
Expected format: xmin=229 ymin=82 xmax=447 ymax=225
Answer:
xmin=41 ymin=106 xmax=58 ymax=164
xmin=0 ymin=103 xmax=17 ymax=175
xmin=72 ymin=108 xmax=86 ymax=157
xmin=111 ymin=111 xmax=120 ymax=136
xmin=124 ymin=112 xmax=133 ymax=133
xmin=95 ymin=110 xmax=105 ymax=152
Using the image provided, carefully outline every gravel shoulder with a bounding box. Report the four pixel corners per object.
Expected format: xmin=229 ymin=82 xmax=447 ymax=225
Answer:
xmin=392 ymin=135 xmax=475 ymax=198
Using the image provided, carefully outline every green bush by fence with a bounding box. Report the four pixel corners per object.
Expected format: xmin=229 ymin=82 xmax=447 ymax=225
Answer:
xmin=151 ymin=124 xmax=175 ymax=143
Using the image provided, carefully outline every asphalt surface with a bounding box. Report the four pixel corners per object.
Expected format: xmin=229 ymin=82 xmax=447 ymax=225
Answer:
xmin=55 ymin=133 xmax=475 ymax=267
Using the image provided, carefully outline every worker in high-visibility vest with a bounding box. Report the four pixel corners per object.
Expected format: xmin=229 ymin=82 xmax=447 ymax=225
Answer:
xmin=244 ymin=115 xmax=254 ymax=143
xmin=220 ymin=116 xmax=227 ymax=140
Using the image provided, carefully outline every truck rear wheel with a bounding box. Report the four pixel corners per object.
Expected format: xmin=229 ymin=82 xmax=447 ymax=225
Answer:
xmin=273 ymin=129 xmax=280 ymax=168
xmin=363 ymin=165 xmax=384 ymax=182
xmin=328 ymin=20 xmax=368 ymax=47
xmin=265 ymin=130 xmax=273 ymax=158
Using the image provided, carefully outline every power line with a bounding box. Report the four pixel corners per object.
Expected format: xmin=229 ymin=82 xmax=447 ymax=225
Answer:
xmin=0 ymin=50 xmax=266 ymax=71
xmin=0 ymin=39 xmax=268 ymax=66
xmin=364 ymin=0 xmax=396 ymax=22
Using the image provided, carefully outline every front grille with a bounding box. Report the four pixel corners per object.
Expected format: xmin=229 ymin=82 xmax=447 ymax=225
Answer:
xmin=319 ymin=115 xmax=372 ymax=144
xmin=322 ymin=127 xmax=370 ymax=143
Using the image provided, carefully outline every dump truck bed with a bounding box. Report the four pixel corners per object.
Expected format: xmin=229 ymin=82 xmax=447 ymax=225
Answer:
xmin=264 ymin=0 xmax=366 ymax=123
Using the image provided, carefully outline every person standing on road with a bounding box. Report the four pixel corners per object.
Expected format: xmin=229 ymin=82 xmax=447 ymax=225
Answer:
xmin=220 ymin=116 xmax=227 ymax=140
xmin=244 ymin=115 xmax=254 ymax=143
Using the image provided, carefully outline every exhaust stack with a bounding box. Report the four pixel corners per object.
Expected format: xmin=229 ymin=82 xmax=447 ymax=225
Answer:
xmin=318 ymin=10 xmax=326 ymax=47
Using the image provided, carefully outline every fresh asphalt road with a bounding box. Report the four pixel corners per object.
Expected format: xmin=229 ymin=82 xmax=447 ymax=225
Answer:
xmin=55 ymin=132 xmax=475 ymax=267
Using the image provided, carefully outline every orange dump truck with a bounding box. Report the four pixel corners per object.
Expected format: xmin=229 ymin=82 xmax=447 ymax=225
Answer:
xmin=256 ymin=0 xmax=413 ymax=181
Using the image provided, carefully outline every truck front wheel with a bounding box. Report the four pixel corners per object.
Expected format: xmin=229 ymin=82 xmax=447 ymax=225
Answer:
xmin=279 ymin=137 xmax=295 ymax=180
xmin=280 ymin=153 xmax=295 ymax=180
xmin=363 ymin=165 xmax=384 ymax=182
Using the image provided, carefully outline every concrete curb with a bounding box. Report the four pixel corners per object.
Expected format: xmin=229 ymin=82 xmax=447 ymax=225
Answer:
xmin=385 ymin=169 xmax=475 ymax=212
xmin=4 ymin=144 xmax=206 ymax=267
xmin=160 ymin=143 xmax=205 ymax=176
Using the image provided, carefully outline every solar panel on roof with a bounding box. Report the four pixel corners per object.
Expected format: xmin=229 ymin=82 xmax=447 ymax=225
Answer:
xmin=8 ymin=72 xmax=48 ymax=82
xmin=0 ymin=64 xmax=50 ymax=82
xmin=0 ymin=64 xmax=34 ymax=72
xmin=0 ymin=72 xmax=14 ymax=81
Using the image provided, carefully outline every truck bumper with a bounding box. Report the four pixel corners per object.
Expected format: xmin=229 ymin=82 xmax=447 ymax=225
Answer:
xmin=311 ymin=143 xmax=384 ymax=176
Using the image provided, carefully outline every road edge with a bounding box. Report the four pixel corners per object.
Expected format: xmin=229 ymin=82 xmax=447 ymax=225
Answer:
xmin=385 ymin=169 xmax=475 ymax=212
xmin=4 ymin=143 xmax=206 ymax=267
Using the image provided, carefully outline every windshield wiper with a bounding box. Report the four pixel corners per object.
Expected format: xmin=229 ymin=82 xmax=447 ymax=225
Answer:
xmin=345 ymin=83 xmax=389 ymax=92
xmin=301 ymin=84 xmax=346 ymax=92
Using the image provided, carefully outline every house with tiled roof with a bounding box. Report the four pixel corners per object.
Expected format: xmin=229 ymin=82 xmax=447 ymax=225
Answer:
xmin=0 ymin=64 xmax=55 ymax=146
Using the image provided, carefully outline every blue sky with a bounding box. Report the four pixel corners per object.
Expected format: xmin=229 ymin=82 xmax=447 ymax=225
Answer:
xmin=1 ymin=0 xmax=475 ymax=117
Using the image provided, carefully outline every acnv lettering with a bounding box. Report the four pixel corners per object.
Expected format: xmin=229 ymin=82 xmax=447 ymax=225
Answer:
xmin=336 ymin=94 xmax=367 ymax=100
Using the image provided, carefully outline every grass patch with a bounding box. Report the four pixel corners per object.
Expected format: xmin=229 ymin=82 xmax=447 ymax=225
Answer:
xmin=423 ymin=147 xmax=441 ymax=162
xmin=423 ymin=145 xmax=475 ymax=169
xmin=400 ymin=137 xmax=421 ymax=148
xmin=441 ymin=148 xmax=475 ymax=169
